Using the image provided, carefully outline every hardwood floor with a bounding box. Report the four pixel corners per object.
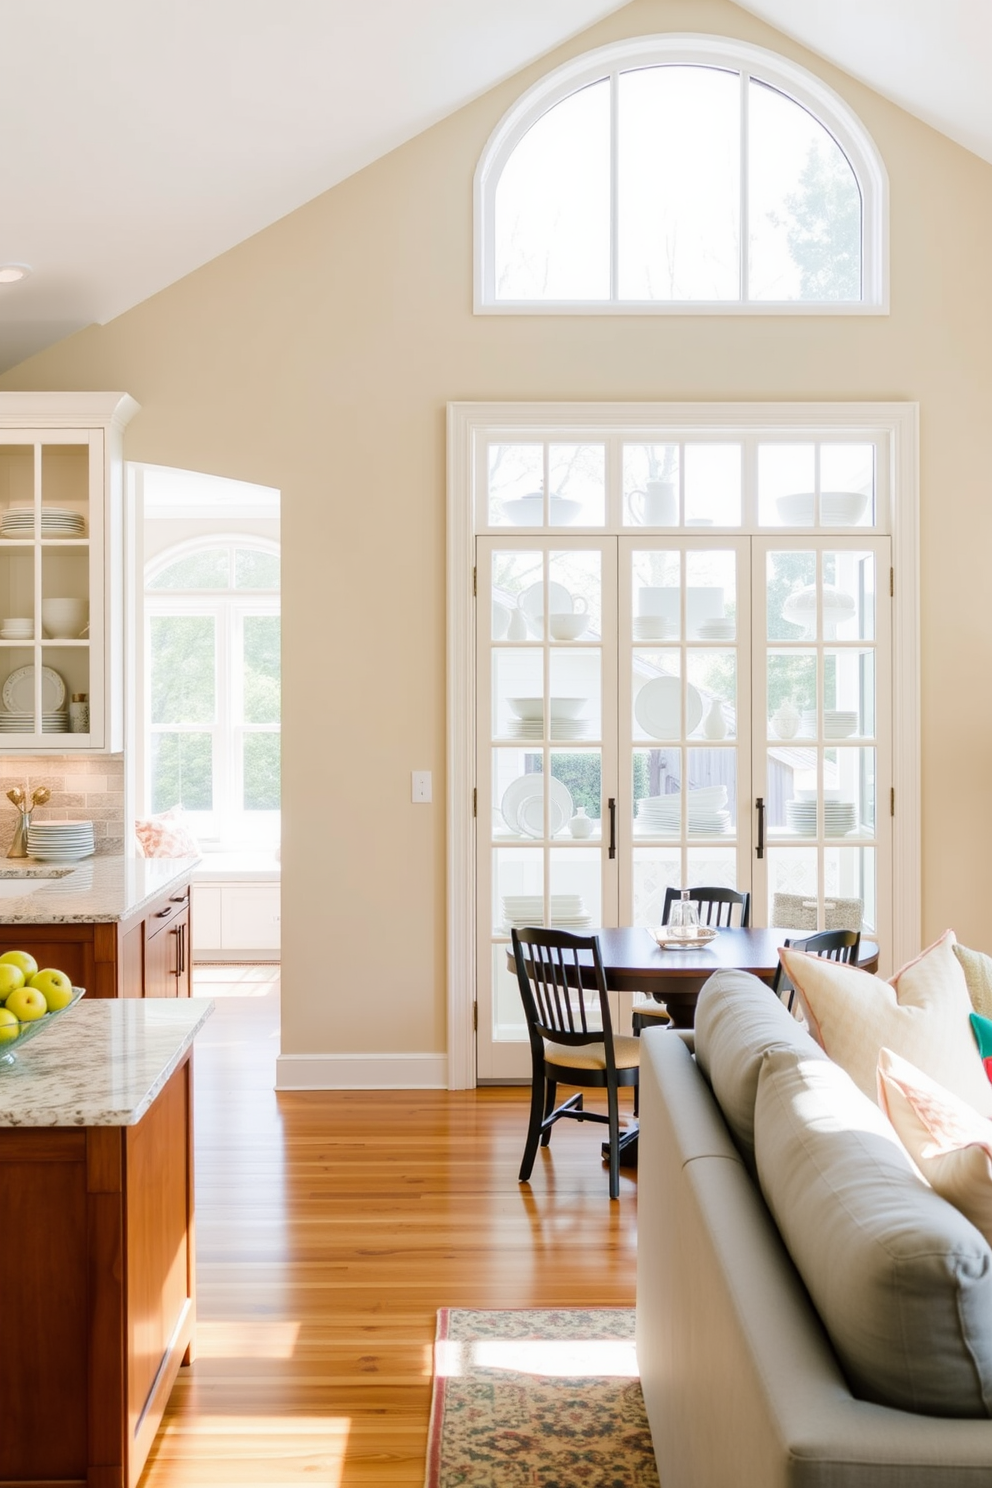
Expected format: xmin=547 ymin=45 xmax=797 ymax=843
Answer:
xmin=139 ymin=969 xmax=638 ymax=1486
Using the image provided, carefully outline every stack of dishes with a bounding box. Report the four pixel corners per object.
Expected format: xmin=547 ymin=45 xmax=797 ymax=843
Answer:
xmin=500 ymin=895 xmax=592 ymax=932
xmin=785 ymin=799 xmax=857 ymax=835
xmin=633 ymin=616 xmax=677 ymax=642
xmin=776 ymin=492 xmax=869 ymax=526
xmin=1 ymin=506 xmax=86 ymax=538
xmin=505 ymin=697 xmax=592 ymax=741
xmin=695 ymin=619 xmax=735 ymax=641
xmin=0 ymin=711 xmax=68 ymax=733
xmin=0 ymin=617 xmax=32 ymax=640
xmin=825 ymin=709 xmax=858 ymax=739
xmin=26 ymin=820 xmax=95 ymax=861
xmin=635 ymin=786 xmax=731 ymax=836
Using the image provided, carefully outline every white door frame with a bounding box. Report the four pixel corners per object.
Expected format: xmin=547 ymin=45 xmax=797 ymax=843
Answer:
xmin=446 ymin=401 xmax=919 ymax=1090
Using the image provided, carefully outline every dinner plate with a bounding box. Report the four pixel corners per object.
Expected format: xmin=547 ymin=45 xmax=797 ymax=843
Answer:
xmin=2 ymin=665 xmax=65 ymax=713
xmin=634 ymin=677 xmax=703 ymax=740
xmin=500 ymin=774 xmax=573 ymax=837
xmin=518 ymin=580 xmax=574 ymax=625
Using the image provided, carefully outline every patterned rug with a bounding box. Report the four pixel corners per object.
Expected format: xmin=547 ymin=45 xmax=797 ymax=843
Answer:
xmin=425 ymin=1308 xmax=660 ymax=1488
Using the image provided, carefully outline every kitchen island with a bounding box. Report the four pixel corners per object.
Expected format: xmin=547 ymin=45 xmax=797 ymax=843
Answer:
xmin=0 ymin=995 xmax=212 ymax=1488
xmin=0 ymin=853 xmax=199 ymax=997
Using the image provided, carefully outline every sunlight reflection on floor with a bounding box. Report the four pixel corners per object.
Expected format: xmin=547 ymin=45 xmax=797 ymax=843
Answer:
xmin=436 ymin=1337 xmax=639 ymax=1378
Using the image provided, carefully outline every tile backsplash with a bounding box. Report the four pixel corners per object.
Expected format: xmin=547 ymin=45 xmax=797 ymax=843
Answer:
xmin=0 ymin=755 xmax=124 ymax=856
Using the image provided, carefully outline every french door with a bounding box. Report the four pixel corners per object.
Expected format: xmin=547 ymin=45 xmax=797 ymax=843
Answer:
xmin=476 ymin=532 xmax=890 ymax=1079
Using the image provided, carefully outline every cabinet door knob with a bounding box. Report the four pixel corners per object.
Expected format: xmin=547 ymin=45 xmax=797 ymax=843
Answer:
xmin=169 ymin=893 xmax=187 ymax=903
xmin=155 ymin=907 xmax=172 ymax=917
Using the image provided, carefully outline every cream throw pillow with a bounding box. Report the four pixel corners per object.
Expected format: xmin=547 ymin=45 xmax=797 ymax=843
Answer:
xmin=953 ymin=942 xmax=992 ymax=1020
xmin=878 ymin=1047 xmax=992 ymax=1244
xmin=780 ymin=929 xmax=992 ymax=1117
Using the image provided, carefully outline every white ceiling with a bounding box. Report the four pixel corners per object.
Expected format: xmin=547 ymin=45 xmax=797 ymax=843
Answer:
xmin=0 ymin=0 xmax=989 ymax=374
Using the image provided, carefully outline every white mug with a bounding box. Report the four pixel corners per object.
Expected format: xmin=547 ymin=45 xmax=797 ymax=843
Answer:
xmin=630 ymin=480 xmax=677 ymax=526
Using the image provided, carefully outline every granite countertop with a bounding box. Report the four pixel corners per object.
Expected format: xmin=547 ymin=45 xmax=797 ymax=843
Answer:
xmin=0 ymin=997 xmax=213 ymax=1126
xmin=0 ymin=853 xmax=199 ymax=924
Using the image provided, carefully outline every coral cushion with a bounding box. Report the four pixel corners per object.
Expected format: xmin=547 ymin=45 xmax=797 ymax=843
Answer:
xmin=878 ymin=1047 xmax=992 ymax=1248
xmin=134 ymin=808 xmax=200 ymax=859
xmin=780 ymin=930 xmax=992 ymax=1117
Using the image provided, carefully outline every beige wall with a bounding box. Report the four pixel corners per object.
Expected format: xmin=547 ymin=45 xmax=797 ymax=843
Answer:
xmin=2 ymin=0 xmax=990 ymax=1061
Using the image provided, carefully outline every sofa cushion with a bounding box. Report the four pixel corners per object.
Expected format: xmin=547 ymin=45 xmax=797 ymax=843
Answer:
xmin=954 ymin=941 xmax=992 ymax=1020
xmin=694 ymin=968 xmax=827 ymax=1169
xmin=755 ymin=1044 xmax=992 ymax=1418
xmin=878 ymin=1047 xmax=992 ymax=1248
xmin=780 ymin=930 xmax=992 ymax=1117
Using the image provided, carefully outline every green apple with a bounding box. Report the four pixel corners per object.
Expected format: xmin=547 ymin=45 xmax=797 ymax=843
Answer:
xmin=4 ymin=985 xmax=48 ymax=1022
xmin=0 ymin=1006 xmax=18 ymax=1044
xmin=29 ymin=968 xmax=73 ymax=1011
xmin=0 ymin=949 xmax=38 ymax=980
xmin=0 ymin=963 xmax=25 ymax=1003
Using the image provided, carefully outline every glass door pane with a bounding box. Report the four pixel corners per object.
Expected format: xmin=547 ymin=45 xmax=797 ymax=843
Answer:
xmin=753 ymin=537 xmax=890 ymax=943
xmin=477 ymin=536 xmax=617 ymax=1079
xmin=620 ymin=536 xmax=750 ymax=927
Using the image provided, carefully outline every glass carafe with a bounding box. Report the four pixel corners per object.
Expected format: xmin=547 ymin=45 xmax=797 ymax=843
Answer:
xmin=667 ymin=888 xmax=700 ymax=940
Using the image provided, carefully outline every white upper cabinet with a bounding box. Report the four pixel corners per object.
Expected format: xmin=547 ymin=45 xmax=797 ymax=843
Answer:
xmin=0 ymin=393 xmax=138 ymax=752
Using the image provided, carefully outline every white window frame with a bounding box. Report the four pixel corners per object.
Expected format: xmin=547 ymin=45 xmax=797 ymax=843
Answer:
xmin=446 ymin=401 xmax=919 ymax=1089
xmin=143 ymin=537 xmax=280 ymax=850
xmin=475 ymin=34 xmax=889 ymax=315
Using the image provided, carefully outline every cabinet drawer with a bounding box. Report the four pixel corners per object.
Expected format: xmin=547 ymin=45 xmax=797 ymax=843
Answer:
xmin=145 ymin=885 xmax=190 ymax=933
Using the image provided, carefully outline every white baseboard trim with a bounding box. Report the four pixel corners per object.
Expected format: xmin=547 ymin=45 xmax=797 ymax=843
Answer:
xmin=275 ymin=1052 xmax=449 ymax=1090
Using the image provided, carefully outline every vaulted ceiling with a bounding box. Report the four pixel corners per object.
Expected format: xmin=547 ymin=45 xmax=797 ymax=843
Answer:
xmin=0 ymin=0 xmax=987 ymax=373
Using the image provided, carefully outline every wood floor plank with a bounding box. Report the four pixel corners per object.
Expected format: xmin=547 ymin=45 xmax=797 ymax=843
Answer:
xmin=138 ymin=974 xmax=637 ymax=1487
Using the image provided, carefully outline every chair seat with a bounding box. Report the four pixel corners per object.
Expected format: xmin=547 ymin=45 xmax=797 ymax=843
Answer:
xmin=544 ymin=1035 xmax=641 ymax=1071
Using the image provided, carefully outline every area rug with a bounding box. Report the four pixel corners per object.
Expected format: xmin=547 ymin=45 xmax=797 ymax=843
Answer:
xmin=425 ymin=1308 xmax=659 ymax=1488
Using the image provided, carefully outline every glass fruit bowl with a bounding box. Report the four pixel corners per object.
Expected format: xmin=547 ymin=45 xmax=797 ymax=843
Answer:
xmin=0 ymin=987 xmax=85 ymax=1067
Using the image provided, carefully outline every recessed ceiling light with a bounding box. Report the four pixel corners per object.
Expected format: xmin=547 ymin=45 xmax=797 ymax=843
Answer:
xmin=0 ymin=264 xmax=31 ymax=284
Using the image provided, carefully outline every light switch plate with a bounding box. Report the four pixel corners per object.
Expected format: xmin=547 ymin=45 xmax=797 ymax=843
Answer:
xmin=412 ymin=770 xmax=432 ymax=803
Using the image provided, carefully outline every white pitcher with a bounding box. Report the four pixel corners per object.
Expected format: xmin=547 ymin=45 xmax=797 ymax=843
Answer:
xmin=630 ymin=480 xmax=677 ymax=526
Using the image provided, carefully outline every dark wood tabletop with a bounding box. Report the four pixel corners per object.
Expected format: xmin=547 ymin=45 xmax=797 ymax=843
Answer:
xmin=508 ymin=925 xmax=880 ymax=1029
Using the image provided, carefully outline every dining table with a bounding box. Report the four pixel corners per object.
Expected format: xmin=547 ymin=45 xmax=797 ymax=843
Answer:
xmin=508 ymin=925 xmax=880 ymax=1163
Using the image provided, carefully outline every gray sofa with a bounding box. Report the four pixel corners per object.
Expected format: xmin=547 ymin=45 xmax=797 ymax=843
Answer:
xmin=636 ymin=969 xmax=992 ymax=1487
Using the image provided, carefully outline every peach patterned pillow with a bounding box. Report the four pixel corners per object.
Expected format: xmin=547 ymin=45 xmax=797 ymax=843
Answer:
xmin=134 ymin=808 xmax=200 ymax=858
xmin=877 ymin=1047 xmax=992 ymax=1245
xmin=779 ymin=929 xmax=992 ymax=1118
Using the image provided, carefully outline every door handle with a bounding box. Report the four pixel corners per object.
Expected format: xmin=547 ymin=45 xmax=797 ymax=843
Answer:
xmin=756 ymin=797 xmax=765 ymax=860
xmin=608 ymin=797 xmax=617 ymax=860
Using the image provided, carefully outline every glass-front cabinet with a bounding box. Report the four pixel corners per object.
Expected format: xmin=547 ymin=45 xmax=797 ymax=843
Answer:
xmin=0 ymin=395 xmax=137 ymax=750
xmin=473 ymin=420 xmax=894 ymax=1078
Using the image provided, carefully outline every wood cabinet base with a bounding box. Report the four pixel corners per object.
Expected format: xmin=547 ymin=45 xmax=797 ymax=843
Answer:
xmin=0 ymin=1058 xmax=195 ymax=1488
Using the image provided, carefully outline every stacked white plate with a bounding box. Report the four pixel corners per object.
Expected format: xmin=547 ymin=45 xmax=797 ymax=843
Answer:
xmin=501 ymin=894 xmax=592 ymax=932
xmin=0 ymin=711 xmax=68 ymax=733
xmin=26 ymin=819 xmax=95 ymax=861
xmin=695 ymin=619 xmax=735 ymax=641
xmin=785 ymin=800 xmax=857 ymax=835
xmin=504 ymin=719 xmax=593 ymax=741
xmin=635 ymin=786 xmax=731 ymax=836
xmin=801 ymin=709 xmax=859 ymax=739
xmin=0 ymin=618 xmax=32 ymax=640
xmin=633 ymin=616 xmax=677 ymax=642
xmin=1 ymin=506 xmax=86 ymax=538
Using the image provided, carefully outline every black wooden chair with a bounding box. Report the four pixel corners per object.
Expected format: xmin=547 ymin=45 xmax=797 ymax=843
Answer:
xmin=632 ymin=886 xmax=751 ymax=1034
xmin=511 ymin=926 xmax=639 ymax=1200
xmin=772 ymin=928 xmax=862 ymax=1013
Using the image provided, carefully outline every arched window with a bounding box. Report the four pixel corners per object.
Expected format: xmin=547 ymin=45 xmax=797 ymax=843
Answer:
xmin=475 ymin=35 xmax=887 ymax=312
xmin=144 ymin=536 xmax=280 ymax=848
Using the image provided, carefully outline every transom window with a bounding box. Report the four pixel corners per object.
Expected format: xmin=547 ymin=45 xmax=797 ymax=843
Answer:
xmin=475 ymin=35 xmax=887 ymax=312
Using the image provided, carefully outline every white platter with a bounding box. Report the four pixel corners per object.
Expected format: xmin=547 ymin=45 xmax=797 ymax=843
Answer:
xmin=500 ymin=774 xmax=573 ymax=837
xmin=634 ymin=677 xmax=703 ymax=741
xmin=653 ymin=926 xmax=719 ymax=949
xmin=2 ymin=665 xmax=65 ymax=713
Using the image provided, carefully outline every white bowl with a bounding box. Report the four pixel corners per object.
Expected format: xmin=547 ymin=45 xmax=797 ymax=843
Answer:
xmin=507 ymin=696 xmax=587 ymax=721
xmin=777 ymin=491 xmax=869 ymax=525
xmin=501 ymin=495 xmax=583 ymax=525
xmin=548 ymin=613 xmax=589 ymax=641
xmin=41 ymin=598 xmax=88 ymax=638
